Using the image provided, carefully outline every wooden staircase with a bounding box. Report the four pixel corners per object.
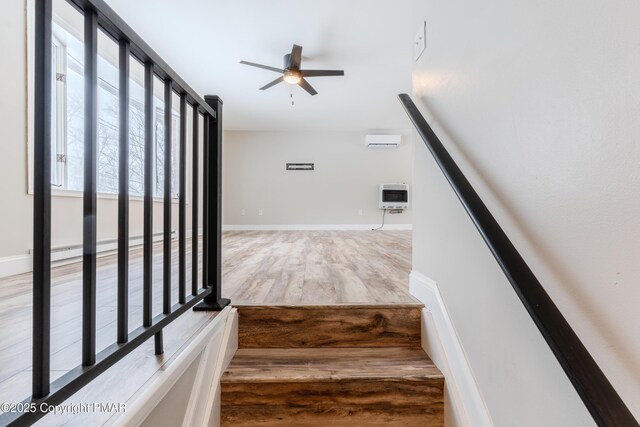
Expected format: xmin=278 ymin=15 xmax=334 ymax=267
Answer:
xmin=220 ymin=304 xmax=445 ymax=426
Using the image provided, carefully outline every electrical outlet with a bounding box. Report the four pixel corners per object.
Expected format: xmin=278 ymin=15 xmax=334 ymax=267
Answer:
xmin=414 ymin=21 xmax=426 ymax=61
xmin=258 ymin=209 xmax=263 ymax=216
xmin=241 ymin=209 xmax=246 ymax=216
xmin=358 ymin=209 xmax=363 ymax=216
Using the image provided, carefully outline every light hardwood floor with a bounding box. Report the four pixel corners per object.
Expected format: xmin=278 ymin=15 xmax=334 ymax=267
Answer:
xmin=225 ymin=230 xmax=416 ymax=304
xmin=0 ymin=230 xmax=414 ymax=424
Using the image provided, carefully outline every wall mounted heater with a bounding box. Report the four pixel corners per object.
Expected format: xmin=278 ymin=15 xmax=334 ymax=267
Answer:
xmin=379 ymin=183 xmax=409 ymax=209
xmin=366 ymin=134 xmax=401 ymax=149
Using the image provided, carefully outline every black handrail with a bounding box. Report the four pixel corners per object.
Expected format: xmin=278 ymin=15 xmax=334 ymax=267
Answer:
xmin=399 ymin=93 xmax=638 ymax=427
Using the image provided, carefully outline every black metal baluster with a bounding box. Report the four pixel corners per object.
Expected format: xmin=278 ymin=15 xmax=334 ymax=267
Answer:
xmin=194 ymin=97 xmax=230 ymax=311
xmin=32 ymin=0 xmax=52 ymax=399
xmin=191 ymin=106 xmax=199 ymax=296
xmin=163 ymin=79 xmax=172 ymax=315
xmin=178 ymin=94 xmax=187 ymax=304
xmin=117 ymin=39 xmax=130 ymax=344
xmin=82 ymin=8 xmax=98 ymax=367
xmin=209 ymin=97 xmax=224 ymax=304
xmin=143 ymin=62 xmax=153 ymax=328
xmin=201 ymin=113 xmax=209 ymax=291
xmin=154 ymin=331 xmax=163 ymax=355
xmin=3 ymin=0 xmax=226 ymax=423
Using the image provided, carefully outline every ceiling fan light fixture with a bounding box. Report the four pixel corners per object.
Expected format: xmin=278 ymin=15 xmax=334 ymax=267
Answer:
xmin=240 ymin=44 xmax=343 ymax=96
xmin=283 ymin=71 xmax=301 ymax=84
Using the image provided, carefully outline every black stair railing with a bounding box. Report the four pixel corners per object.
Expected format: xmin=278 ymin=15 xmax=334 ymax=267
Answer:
xmin=399 ymin=93 xmax=637 ymax=427
xmin=0 ymin=0 xmax=230 ymax=425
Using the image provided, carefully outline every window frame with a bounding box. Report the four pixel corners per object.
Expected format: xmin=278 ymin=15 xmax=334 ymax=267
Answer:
xmin=52 ymin=35 xmax=67 ymax=189
xmin=26 ymin=7 xmax=189 ymax=205
xmin=48 ymin=35 xmax=181 ymax=202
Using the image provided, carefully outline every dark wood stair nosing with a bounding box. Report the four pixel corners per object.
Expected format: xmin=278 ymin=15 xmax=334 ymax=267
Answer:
xmin=232 ymin=303 xmax=425 ymax=309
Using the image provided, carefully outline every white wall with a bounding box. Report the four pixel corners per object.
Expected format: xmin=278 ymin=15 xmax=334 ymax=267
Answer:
xmin=222 ymin=130 xmax=412 ymax=228
xmin=0 ymin=0 xmax=32 ymax=260
xmin=410 ymin=0 xmax=640 ymax=425
xmin=0 ymin=0 xmax=200 ymax=270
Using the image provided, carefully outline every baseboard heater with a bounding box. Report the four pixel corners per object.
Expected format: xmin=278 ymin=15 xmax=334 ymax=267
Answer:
xmin=29 ymin=231 xmax=176 ymax=264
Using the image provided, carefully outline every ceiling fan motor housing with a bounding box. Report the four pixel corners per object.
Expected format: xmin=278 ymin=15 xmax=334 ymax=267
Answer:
xmin=283 ymin=53 xmax=296 ymax=71
xmin=282 ymin=53 xmax=301 ymax=84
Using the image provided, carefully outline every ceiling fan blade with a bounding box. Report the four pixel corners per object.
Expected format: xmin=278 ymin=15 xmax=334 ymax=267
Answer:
xmin=289 ymin=44 xmax=303 ymax=69
xmin=298 ymin=78 xmax=318 ymax=96
xmin=240 ymin=61 xmax=283 ymax=73
xmin=260 ymin=76 xmax=284 ymax=90
xmin=301 ymin=70 xmax=345 ymax=77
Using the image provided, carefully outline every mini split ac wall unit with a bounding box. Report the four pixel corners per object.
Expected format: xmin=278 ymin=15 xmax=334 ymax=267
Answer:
xmin=365 ymin=134 xmax=401 ymax=149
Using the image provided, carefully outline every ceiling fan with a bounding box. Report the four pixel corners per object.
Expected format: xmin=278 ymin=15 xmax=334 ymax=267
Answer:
xmin=240 ymin=44 xmax=344 ymax=96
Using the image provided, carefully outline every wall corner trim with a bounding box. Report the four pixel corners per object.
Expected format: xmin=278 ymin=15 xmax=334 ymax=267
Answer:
xmin=410 ymin=270 xmax=494 ymax=427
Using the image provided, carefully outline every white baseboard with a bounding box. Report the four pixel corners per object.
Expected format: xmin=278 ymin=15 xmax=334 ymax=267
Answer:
xmin=222 ymin=224 xmax=413 ymax=231
xmin=43 ymin=231 xmax=175 ymax=264
xmin=410 ymin=271 xmax=493 ymax=427
xmin=0 ymin=230 xmax=204 ymax=280
xmin=0 ymin=255 xmax=32 ymax=278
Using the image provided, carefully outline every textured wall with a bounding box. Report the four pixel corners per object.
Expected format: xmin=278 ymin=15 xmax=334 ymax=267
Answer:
xmin=222 ymin=130 xmax=412 ymax=227
xmin=410 ymin=0 xmax=640 ymax=425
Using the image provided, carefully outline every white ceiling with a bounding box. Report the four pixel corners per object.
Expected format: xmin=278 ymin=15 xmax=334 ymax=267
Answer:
xmin=103 ymin=0 xmax=420 ymax=131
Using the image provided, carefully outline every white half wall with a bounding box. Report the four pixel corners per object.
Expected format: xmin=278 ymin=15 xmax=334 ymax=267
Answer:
xmin=410 ymin=0 xmax=640 ymax=424
xmin=222 ymin=130 xmax=412 ymax=228
xmin=111 ymin=307 xmax=234 ymax=427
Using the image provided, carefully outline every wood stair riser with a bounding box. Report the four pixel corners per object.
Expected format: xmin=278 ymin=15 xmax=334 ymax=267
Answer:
xmin=221 ymin=379 xmax=444 ymax=426
xmin=237 ymin=305 xmax=422 ymax=348
xmin=221 ymin=379 xmax=444 ymax=406
xmin=222 ymin=405 xmax=444 ymax=426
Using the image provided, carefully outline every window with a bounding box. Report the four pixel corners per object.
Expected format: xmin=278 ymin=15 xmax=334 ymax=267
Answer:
xmin=154 ymin=102 xmax=181 ymax=198
xmin=49 ymin=22 xmax=180 ymax=199
xmin=51 ymin=36 xmax=66 ymax=188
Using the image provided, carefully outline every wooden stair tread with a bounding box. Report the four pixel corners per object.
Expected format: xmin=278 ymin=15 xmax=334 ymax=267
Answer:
xmin=222 ymin=347 xmax=443 ymax=383
xmin=221 ymin=305 xmax=444 ymax=426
